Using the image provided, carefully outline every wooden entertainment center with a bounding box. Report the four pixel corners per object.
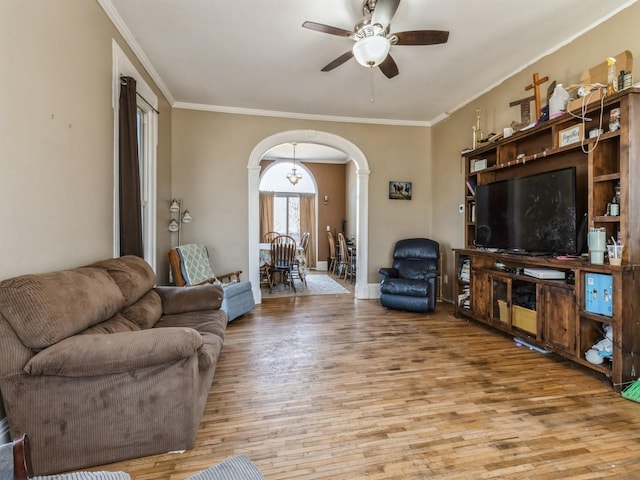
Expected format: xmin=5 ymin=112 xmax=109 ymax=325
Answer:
xmin=454 ymin=88 xmax=640 ymax=392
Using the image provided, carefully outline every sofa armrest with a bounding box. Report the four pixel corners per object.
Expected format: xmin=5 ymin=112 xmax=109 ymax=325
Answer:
xmin=25 ymin=328 xmax=203 ymax=377
xmin=378 ymin=267 xmax=398 ymax=281
xmin=155 ymin=283 xmax=223 ymax=315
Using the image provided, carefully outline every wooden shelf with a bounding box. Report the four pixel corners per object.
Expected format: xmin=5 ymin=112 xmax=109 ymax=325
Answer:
xmin=594 ymin=173 xmax=621 ymax=183
xmin=456 ymin=89 xmax=640 ymax=392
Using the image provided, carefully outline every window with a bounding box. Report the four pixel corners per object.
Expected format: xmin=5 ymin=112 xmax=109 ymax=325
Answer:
xmin=260 ymin=161 xmax=316 ymax=243
xmin=274 ymin=194 xmax=301 ymax=242
xmin=137 ymin=106 xmax=149 ymax=255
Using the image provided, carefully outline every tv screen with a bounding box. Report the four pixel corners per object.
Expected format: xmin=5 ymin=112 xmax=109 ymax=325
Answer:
xmin=475 ymin=167 xmax=579 ymax=255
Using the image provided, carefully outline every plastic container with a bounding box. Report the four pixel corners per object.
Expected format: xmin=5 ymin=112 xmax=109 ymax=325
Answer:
xmin=607 ymin=57 xmax=618 ymax=95
xmin=549 ymin=84 xmax=569 ymax=119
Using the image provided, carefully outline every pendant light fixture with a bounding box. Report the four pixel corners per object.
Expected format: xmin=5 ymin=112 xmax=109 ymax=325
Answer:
xmin=286 ymin=142 xmax=303 ymax=185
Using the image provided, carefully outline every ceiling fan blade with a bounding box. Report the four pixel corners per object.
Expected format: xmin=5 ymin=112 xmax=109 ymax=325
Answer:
xmin=302 ymin=21 xmax=353 ymax=38
xmin=393 ymin=30 xmax=450 ymax=45
xmin=378 ymin=54 xmax=399 ymax=79
xmin=321 ymin=51 xmax=354 ymax=72
xmin=371 ymin=0 xmax=401 ymax=27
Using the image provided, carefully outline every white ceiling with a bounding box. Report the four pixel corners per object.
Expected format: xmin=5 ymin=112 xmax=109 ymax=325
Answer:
xmin=104 ymin=0 xmax=636 ymax=156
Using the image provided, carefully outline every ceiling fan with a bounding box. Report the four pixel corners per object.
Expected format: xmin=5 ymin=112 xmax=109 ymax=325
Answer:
xmin=302 ymin=0 xmax=449 ymax=79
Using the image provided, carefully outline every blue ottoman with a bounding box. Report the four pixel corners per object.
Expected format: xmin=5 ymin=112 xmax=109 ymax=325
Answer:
xmin=221 ymin=281 xmax=255 ymax=322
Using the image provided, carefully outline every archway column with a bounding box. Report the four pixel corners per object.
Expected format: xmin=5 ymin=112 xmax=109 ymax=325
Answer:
xmin=354 ymin=168 xmax=370 ymax=299
xmin=248 ymin=164 xmax=262 ymax=302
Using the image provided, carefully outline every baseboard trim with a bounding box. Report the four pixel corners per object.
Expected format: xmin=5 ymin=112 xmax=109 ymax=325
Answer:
xmin=367 ymin=282 xmax=381 ymax=299
xmin=0 ymin=417 xmax=9 ymax=443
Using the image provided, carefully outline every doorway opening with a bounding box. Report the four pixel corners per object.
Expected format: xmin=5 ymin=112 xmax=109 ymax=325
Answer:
xmin=259 ymin=160 xmax=318 ymax=267
xmin=248 ymin=130 xmax=370 ymax=303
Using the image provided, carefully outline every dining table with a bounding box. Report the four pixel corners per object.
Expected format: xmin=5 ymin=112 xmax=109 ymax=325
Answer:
xmin=259 ymin=242 xmax=307 ymax=285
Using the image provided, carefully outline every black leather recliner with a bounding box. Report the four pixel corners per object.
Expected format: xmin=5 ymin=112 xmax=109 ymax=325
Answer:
xmin=378 ymin=238 xmax=440 ymax=313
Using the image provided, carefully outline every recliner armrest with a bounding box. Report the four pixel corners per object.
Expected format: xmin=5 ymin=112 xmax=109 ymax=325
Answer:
xmin=378 ymin=267 xmax=398 ymax=281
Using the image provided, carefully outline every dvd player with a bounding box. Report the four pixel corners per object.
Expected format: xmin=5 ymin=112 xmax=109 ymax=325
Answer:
xmin=523 ymin=268 xmax=565 ymax=280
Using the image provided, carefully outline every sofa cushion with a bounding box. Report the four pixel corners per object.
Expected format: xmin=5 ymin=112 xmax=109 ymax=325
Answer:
xmin=80 ymin=314 xmax=141 ymax=335
xmin=120 ymin=290 xmax=163 ymax=329
xmin=154 ymin=310 xmax=226 ymax=373
xmin=0 ymin=268 xmax=125 ymax=349
xmin=91 ymin=256 xmax=155 ymax=307
xmin=156 ymin=310 xmax=227 ymax=340
xmin=25 ymin=328 xmax=203 ymax=377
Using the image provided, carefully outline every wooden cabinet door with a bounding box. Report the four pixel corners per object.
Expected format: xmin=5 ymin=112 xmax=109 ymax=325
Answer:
xmin=472 ymin=270 xmax=490 ymax=323
xmin=543 ymin=284 xmax=576 ymax=353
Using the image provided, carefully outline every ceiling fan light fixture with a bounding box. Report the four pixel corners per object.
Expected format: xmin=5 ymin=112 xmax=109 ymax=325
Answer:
xmin=352 ymin=35 xmax=390 ymax=67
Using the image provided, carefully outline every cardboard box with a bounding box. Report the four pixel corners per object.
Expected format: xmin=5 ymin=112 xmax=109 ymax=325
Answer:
xmin=512 ymin=305 xmax=537 ymax=334
xmin=567 ymin=88 xmax=603 ymax=113
xmin=470 ymin=158 xmax=487 ymax=173
xmin=585 ymin=273 xmax=613 ymax=317
xmin=498 ymin=299 xmax=508 ymax=322
xmin=567 ymin=50 xmax=632 ymax=113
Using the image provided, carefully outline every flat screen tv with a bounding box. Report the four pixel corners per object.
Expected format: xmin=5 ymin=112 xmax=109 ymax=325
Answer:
xmin=475 ymin=167 xmax=582 ymax=255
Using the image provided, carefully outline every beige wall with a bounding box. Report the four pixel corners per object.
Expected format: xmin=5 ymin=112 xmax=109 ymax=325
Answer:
xmin=172 ymin=109 xmax=432 ymax=282
xmin=5 ymin=0 xmax=636 ymax=294
xmin=306 ymin=162 xmax=347 ymax=263
xmin=432 ymin=2 xmax=640 ymax=301
xmin=0 ymin=0 xmax=173 ymax=281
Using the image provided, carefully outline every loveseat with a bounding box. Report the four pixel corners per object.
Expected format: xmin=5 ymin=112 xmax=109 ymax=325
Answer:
xmin=0 ymin=256 xmax=227 ymax=475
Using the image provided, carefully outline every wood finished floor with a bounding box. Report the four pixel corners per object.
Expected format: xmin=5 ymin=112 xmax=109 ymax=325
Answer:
xmin=94 ymin=290 xmax=640 ymax=479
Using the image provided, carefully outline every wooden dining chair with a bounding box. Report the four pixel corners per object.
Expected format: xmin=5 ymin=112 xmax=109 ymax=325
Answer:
xmin=271 ymin=235 xmax=297 ymax=292
xmin=263 ymin=231 xmax=280 ymax=243
xmin=337 ymin=233 xmax=353 ymax=281
xmin=293 ymin=232 xmax=310 ymax=285
xmin=327 ymin=231 xmax=337 ymax=275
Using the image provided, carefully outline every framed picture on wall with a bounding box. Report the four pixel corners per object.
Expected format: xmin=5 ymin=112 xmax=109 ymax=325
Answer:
xmin=389 ymin=181 xmax=412 ymax=200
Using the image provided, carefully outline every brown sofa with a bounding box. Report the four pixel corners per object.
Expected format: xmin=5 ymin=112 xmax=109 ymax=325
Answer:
xmin=0 ymin=256 xmax=227 ymax=475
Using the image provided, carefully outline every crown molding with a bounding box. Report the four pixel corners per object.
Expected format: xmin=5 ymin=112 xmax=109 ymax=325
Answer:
xmin=173 ymin=102 xmax=431 ymax=127
xmin=97 ymin=0 xmax=175 ymax=106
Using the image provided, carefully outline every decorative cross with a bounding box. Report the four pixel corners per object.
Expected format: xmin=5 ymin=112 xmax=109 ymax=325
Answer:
xmin=509 ymin=95 xmax=535 ymax=129
xmin=525 ymin=72 xmax=549 ymax=121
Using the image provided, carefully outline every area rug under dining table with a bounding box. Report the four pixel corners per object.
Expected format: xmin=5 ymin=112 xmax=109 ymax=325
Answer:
xmin=261 ymin=273 xmax=350 ymax=298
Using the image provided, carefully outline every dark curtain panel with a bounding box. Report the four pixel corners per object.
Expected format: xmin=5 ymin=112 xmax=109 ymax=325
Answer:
xmin=119 ymin=76 xmax=143 ymax=257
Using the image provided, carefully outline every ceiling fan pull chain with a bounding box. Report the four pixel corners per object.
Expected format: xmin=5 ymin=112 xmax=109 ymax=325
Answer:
xmin=370 ymin=68 xmax=375 ymax=103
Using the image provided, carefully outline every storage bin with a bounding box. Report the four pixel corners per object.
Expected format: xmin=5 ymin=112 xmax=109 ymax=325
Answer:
xmin=512 ymin=305 xmax=537 ymax=333
xmin=497 ymin=299 xmax=508 ymax=322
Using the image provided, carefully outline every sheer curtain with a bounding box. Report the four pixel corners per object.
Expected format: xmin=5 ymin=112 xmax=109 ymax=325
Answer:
xmin=299 ymin=193 xmax=316 ymax=268
xmin=118 ymin=76 xmax=143 ymax=257
xmin=259 ymin=192 xmax=274 ymax=241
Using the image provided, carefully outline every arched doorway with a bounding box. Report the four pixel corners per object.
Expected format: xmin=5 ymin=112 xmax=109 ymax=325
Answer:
xmin=248 ymin=130 xmax=370 ymax=303
xmin=259 ymin=160 xmax=318 ymax=267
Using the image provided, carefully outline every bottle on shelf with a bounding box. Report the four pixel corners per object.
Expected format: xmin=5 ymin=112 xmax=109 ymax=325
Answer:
xmin=607 ymin=57 xmax=619 ymax=96
xmin=549 ymin=84 xmax=569 ymax=119
xmin=610 ymin=181 xmax=621 ymax=216
xmin=610 ymin=195 xmax=619 ymax=216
